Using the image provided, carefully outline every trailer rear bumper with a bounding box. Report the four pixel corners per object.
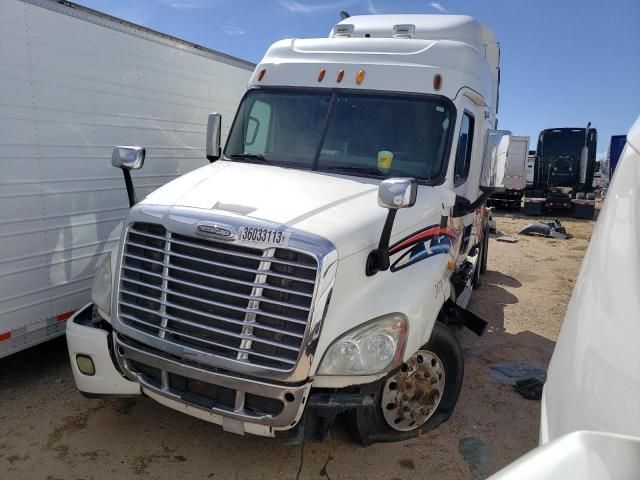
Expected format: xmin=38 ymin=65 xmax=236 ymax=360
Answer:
xmin=66 ymin=303 xmax=141 ymax=397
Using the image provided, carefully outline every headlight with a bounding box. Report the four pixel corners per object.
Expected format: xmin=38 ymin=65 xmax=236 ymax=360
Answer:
xmin=91 ymin=251 xmax=112 ymax=317
xmin=317 ymin=314 xmax=407 ymax=375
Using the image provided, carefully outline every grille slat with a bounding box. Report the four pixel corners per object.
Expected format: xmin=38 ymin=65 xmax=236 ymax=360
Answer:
xmin=128 ymin=228 xmax=317 ymax=271
xmin=123 ymin=251 xmax=316 ymax=285
xmin=120 ymin=313 xmax=297 ymax=365
xmin=119 ymin=222 xmax=318 ymax=372
xmin=122 ymin=264 xmax=313 ymax=298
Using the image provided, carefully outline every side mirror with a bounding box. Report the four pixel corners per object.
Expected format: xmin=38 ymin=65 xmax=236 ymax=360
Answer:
xmin=480 ymin=129 xmax=511 ymax=192
xmin=378 ymin=178 xmax=418 ymax=209
xmin=206 ymin=112 xmax=222 ymax=162
xmin=111 ymin=146 xmax=145 ymax=170
xmin=367 ymin=178 xmax=418 ymax=276
xmin=111 ymin=146 xmax=145 ymax=207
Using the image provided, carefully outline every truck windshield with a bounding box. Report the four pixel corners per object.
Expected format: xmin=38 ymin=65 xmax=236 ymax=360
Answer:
xmin=539 ymin=130 xmax=590 ymax=156
xmin=224 ymin=89 xmax=454 ymax=182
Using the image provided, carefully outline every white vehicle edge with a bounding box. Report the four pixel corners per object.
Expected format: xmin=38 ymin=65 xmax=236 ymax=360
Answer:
xmin=490 ymin=115 xmax=640 ymax=478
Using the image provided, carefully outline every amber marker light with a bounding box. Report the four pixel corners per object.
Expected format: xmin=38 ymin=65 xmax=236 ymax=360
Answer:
xmin=336 ymin=69 xmax=345 ymax=83
xmin=318 ymin=68 xmax=326 ymax=82
xmin=356 ymin=69 xmax=366 ymax=85
xmin=433 ymin=73 xmax=442 ymax=91
xmin=257 ymin=68 xmax=266 ymax=81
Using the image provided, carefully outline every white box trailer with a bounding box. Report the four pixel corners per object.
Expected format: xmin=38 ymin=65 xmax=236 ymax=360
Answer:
xmin=487 ymin=135 xmax=529 ymax=208
xmin=0 ymin=0 xmax=253 ymax=358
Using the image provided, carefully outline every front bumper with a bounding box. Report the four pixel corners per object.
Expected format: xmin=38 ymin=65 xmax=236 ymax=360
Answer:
xmin=68 ymin=303 xmax=380 ymax=439
xmin=66 ymin=303 xmax=140 ymax=396
xmin=66 ymin=303 xmax=314 ymax=437
xmin=114 ymin=333 xmax=311 ymax=435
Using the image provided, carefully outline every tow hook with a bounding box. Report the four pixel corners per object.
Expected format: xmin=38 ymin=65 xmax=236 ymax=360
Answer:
xmin=443 ymin=299 xmax=488 ymax=336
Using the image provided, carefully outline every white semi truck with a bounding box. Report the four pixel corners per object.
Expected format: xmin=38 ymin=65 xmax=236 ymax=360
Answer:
xmin=0 ymin=0 xmax=253 ymax=358
xmin=487 ymin=135 xmax=529 ymax=209
xmin=66 ymin=14 xmax=510 ymax=444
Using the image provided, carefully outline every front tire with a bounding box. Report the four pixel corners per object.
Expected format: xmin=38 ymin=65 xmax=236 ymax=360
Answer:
xmin=348 ymin=322 xmax=464 ymax=445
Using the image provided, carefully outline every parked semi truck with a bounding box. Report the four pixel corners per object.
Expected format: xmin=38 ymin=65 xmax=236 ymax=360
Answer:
xmin=66 ymin=14 xmax=509 ymax=444
xmin=524 ymin=126 xmax=597 ymax=218
xmin=487 ymin=136 xmax=529 ymax=209
xmin=0 ymin=0 xmax=253 ymax=358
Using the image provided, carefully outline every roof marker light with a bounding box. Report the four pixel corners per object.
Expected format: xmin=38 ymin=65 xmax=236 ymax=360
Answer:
xmin=433 ymin=73 xmax=442 ymax=91
xmin=356 ymin=69 xmax=366 ymax=85
xmin=257 ymin=68 xmax=266 ymax=81
xmin=318 ymin=68 xmax=326 ymax=82
xmin=337 ymin=69 xmax=345 ymax=83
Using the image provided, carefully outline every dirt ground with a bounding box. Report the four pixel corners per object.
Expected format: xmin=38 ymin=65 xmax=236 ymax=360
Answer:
xmin=0 ymin=211 xmax=597 ymax=480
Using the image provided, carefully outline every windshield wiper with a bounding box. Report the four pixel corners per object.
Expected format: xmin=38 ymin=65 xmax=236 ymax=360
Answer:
xmin=228 ymin=153 xmax=268 ymax=162
xmin=324 ymin=166 xmax=386 ymax=177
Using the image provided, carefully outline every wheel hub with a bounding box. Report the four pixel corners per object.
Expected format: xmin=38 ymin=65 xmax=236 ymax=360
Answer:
xmin=381 ymin=350 xmax=445 ymax=431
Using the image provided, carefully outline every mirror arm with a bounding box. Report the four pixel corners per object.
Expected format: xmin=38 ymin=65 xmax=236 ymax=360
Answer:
xmin=366 ymin=209 xmax=397 ymax=276
xmin=121 ymin=169 xmax=137 ymax=207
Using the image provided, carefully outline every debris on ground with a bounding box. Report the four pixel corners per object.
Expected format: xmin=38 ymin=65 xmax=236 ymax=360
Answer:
xmin=496 ymin=235 xmax=517 ymax=243
xmin=518 ymin=219 xmax=572 ymax=239
xmin=514 ymin=378 xmax=545 ymax=400
xmin=458 ymin=437 xmax=491 ymax=480
xmin=489 ymin=362 xmax=547 ymax=385
xmin=487 ymin=208 xmax=497 ymax=233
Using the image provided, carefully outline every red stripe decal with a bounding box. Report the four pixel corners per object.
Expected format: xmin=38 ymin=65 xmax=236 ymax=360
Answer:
xmin=57 ymin=310 xmax=75 ymax=322
xmin=390 ymin=227 xmax=458 ymax=254
xmin=0 ymin=332 xmax=11 ymax=342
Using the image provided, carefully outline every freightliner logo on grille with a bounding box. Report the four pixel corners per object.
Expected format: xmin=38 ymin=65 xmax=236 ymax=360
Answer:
xmin=196 ymin=223 xmax=236 ymax=241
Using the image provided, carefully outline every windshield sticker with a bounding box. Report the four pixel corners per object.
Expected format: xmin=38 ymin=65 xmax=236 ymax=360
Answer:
xmin=377 ymin=150 xmax=394 ymax=171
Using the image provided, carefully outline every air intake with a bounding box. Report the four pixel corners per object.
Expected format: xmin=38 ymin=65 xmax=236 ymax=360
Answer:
xmin=392 ymin=24 xmax=415 ymax=39
xmin=333 ymin=24 xmax=354 ymax=38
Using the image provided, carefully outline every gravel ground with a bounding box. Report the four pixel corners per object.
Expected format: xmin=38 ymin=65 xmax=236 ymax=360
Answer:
xmin=0 ymin=211 xmax=596 ymax=480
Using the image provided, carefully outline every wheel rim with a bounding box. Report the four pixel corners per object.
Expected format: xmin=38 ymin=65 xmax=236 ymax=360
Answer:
xmin=381 ymin=350 xmax=446 ymax=431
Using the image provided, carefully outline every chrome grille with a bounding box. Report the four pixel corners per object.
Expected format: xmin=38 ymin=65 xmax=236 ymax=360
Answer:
xmin=118 ymin=222 xmax=318 ymax=371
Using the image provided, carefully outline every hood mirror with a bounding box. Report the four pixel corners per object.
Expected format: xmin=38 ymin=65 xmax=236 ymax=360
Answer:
xmin=111 ymin=146 xmax=145 ymax=170
xmin=367 ymin=178 xmax=418 ymax=276
xmin=206 ymin=112 xmax=222 ymax=162
xmin=377 ymin=178 xmax=418 ymax=209
xmin=111 ymin=146 xmax=145 ymax=207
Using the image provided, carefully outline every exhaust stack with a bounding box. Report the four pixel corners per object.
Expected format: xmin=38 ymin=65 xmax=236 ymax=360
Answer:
xmin=579 ymin=122 xmax=591 ymax=185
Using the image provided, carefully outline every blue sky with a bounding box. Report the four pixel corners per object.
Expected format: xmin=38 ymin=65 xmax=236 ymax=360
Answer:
xmin=80 ymin=0 xmax=639 ymax=156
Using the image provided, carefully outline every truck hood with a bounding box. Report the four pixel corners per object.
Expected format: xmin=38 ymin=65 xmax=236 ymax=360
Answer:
xmin=142 ymin=161 xmax=445 ymax=258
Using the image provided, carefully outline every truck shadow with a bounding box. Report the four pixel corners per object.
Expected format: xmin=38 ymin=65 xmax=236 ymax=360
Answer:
xmin=0 ymin=335 xmax=69 ymax=391
xmin=0 ymin=269 xmax=560 ymax=480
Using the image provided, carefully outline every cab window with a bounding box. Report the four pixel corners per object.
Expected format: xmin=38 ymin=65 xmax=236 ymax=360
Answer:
xmin=454 ymin=112 xmax=474 ymax=186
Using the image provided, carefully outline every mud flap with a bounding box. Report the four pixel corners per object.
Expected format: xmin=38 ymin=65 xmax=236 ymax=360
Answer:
xmin=443 ymin=299 xmax=488 ymax=336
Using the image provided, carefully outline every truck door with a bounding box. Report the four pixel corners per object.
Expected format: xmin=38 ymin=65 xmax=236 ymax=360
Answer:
xmin=452 ymin=100 xmax=483 ymax=258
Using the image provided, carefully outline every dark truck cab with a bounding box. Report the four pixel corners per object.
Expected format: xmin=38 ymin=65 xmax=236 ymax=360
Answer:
xmin=524 ymin=127 xmax=597 ymax=218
